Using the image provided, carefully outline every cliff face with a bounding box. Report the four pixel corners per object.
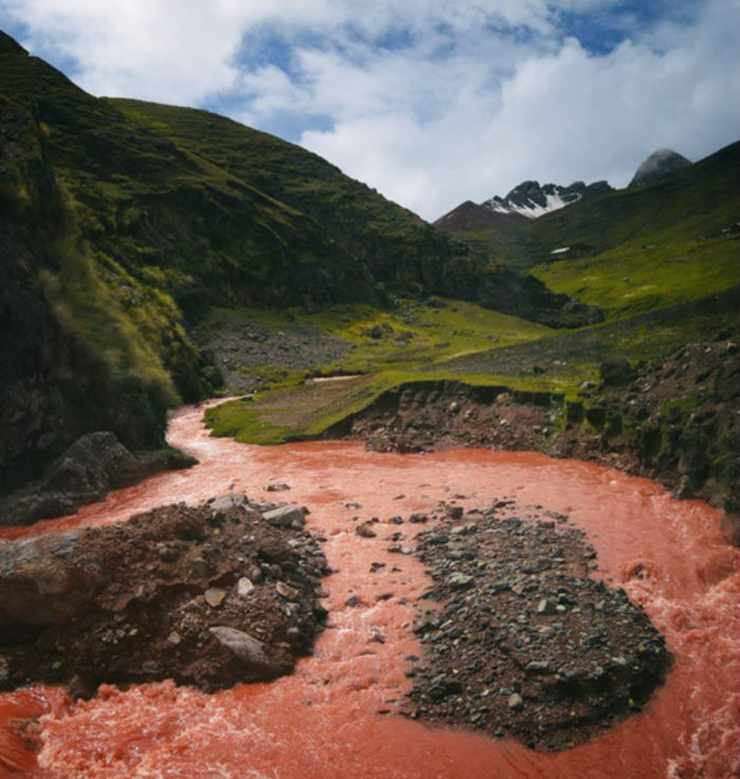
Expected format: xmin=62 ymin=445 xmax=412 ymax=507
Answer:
xmin=0 ymin=95 xmax=173 ymax=494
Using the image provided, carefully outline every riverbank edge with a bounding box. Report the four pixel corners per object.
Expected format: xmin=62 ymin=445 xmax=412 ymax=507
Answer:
xmin=324 ymin=341 xmax=740 ymax=545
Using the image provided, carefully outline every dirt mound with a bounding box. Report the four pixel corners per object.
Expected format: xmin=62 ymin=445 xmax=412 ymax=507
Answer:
xmin=403 ymin=501 xmax=671 ymax=750
xmin=0 ymin=497 xmax=329 ymax=695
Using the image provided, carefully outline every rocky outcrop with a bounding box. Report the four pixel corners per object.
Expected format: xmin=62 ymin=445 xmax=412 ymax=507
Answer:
xmin=0 ymin=497 xmax=329 ymax=694
xmin=0 ymin=432 xmax=197 ymax=527
xmin=484 ymin=179 xmax=613 ymax=218
xmin=0 ymin=91 xmax=192 ymax=504
xmin=435 ymin=179 xmax=613 ymax=231
xmin=629 ymin=149 xmax=691 ymax=187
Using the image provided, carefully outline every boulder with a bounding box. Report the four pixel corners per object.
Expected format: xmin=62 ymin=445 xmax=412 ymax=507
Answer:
xmin=211 ymin=493 xmax=248 ymax=511
xmin=0 ymin=432 xmax=196 ymax=527
xmin=0 ymin=530 xmax=103 ymax=626
xmin=208 ymin=626 xmax=284 ymax=677
xmin=263 ymin=505 xmax=306 ymax=528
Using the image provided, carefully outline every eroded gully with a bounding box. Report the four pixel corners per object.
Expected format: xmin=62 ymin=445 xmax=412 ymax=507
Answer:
xmin=1 ymin=402 xmax=738 ymax=779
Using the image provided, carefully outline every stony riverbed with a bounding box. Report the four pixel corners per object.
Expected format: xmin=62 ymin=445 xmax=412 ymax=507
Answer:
xmin=402 ymin=500 xmax=672 ymax=750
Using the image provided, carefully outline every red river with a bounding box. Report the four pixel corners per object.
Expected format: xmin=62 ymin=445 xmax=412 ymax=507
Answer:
xmin=1 ymin=402 xmax=738 ymax=779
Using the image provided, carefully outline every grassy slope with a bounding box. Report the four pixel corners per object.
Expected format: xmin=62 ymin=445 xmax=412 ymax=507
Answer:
xmin=206 ymin=146 xmax=740 ymax=444
xmin=204 ymin=297 xmax=556 ymax=443
xmin=109 ymin=99 xmax=601 ymax=329
xmin=2 ymin=32 xmax=737 ymax=452
xmin=534 ymin=233 xmax=738 ymax=320
xmin=450 ymin=141 xmax=740 ymax=271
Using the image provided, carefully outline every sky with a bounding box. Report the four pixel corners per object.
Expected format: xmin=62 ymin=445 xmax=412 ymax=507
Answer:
xmin=1 ymin=0 xmax=738 ymax=220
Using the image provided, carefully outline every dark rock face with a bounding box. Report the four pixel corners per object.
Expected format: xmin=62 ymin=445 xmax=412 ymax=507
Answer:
xmin=629 ymin=149 xmax=691 ymax=187
xmin=0 ymin=432 xmax=196 ymax=527
xmin=599 ymin=359 xmax=635 ymax=387
xmin=404 ymin=502 xmax=671 ymax=750
xmin=434 ymin=200 xmax=528 ymax=232
xmin=0 ymin=498 xmax=329 ymax=694
xmin=454 ymin=266 xmax=604 ymax=328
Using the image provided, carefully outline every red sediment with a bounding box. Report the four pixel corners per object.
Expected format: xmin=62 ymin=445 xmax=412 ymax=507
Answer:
xmin=1 ymin=403 xmax=738 ymax=779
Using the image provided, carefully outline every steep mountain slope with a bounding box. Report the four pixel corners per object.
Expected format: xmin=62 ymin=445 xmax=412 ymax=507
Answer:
xmin=629 ymin=149 xmax=691 ymax=187
xmin=109 ymin=98 xmax=595 ymax=325
xmin=0 ymin=30 xmax=596 ymax=497
xmin=435 ymin=179 xmax=612 ymax=233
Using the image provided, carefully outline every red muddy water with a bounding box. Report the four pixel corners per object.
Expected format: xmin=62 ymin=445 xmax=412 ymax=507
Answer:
xmin=1 ymin=402 xmax=738 ymax=779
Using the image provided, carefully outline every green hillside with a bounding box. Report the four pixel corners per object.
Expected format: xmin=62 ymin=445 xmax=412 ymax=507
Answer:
xmin=205 ymin=148 xmax=740 ymax=446
xmin=0 ymin=29 xmax=596 ymax=492
xmin=454 ymin=141 xmax=740 ymax=272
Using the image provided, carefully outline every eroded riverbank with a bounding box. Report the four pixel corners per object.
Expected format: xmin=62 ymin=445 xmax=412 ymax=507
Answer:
xmin=0 ymin=402 xmax=738 ymax=778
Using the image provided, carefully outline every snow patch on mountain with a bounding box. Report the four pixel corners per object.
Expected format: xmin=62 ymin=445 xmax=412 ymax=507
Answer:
xmin=480 ymin=180 xmax=612 ymax=221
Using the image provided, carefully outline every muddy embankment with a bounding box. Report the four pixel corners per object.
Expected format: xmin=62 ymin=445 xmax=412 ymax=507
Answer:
xmin=328 ymin=340 xmax=740 ymax=544
xmin=0 ymin=495 xmax=329 ymax=698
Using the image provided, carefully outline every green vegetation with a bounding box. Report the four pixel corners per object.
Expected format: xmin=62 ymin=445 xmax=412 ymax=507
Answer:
xmin=204 ymin=297 xmax=552 ymax=375
xmin=41 ymin=229 xmax=178 ymax=406
xmin=2 ymin=30 xmax=738 ymax=469
xmin=533 ymin=234 xmax=738 ymax=320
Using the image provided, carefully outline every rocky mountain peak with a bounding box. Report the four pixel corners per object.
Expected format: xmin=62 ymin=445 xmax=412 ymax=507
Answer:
xmin=629 ymin=148 xmax=691 ymax=187
xmin=434 ymin=178 xmax=613 ymax=230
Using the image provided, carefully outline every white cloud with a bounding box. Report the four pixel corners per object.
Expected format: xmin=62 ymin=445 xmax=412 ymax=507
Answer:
xmin=1 ymin=0 xmax=738 ymax=219
xmin=301 ymin=0 xmax=740 ymax=218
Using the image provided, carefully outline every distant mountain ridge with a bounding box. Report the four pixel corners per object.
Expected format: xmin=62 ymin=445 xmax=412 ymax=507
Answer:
xmin=436 ymin=179 xmax=612 ymax=233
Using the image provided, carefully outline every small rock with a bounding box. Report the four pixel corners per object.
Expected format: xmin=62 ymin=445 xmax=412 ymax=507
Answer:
xmin=447 ymin=573 xmax=474 ymax=591
xmin=236 ymin=577 xmax=255 ymax=597
xmin=263 ymin=505 xmax=305 ymax=528
xmin=536 ymin=598 xmax=558 ymax=616
xmin=276 ymin=582 xmax=300 ymax=601
xmin=266 ymin=482 xmax=291 ymax=492
xmin=526 ymin=660 xmax=552 ymax=675
xmin=211 ymin=493 xmax=248 ymax=510
xmin=209 ymin=626 xmax=270 ymax=666
xmin=508 ymin=692 xmax=524 ymax=710
xmin=191 ymin=557 xmax=209 ymax=578
xmin=355 ymin=522 xmax=377 ymax=538
xmin=167 ymin=631 xmax=182 ymax=645
xmin=204 ymin=588 xmax=227 ymax=608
